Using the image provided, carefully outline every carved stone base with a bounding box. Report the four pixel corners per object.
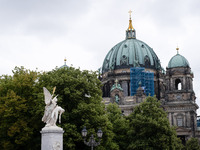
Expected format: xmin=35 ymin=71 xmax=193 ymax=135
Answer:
xmin=41 ymin=126 xmax=64 ymax=150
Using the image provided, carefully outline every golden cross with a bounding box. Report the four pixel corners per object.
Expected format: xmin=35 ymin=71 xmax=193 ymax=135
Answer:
xmin=176 ymin=47 xmax=179 ymax=54
xmin=176 ymin=43 xmax=179 ymax=54
xmin=128 ymin=10 xmax=132 ymax=19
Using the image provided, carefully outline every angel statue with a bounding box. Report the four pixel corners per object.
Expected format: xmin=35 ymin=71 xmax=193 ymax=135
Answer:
xmin=42 ymin=87 xmax=65 ymax=127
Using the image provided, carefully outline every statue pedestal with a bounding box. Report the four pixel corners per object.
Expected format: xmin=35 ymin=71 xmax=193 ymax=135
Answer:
xmin=41 ymin=126 xmax=64 ymax=150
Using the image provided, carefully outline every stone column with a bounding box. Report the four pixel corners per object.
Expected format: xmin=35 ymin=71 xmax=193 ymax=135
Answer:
xmin=171 ymin=113 xmax=174 ymax=125
xmin=168 ymin=113 xmax=172 ymax=126
xmin=190 ymin=78 xmax=193 ymax=90
xmin=187 ymin=112 xmax=191 ymax=127
xmin=182 ymin=77 xmax=186 ymax=90
xmin=183 ymin=114 xmax=186 ymax=127
xmin=173 ymin=113 xmax=176 ymax=126
xmin=170 ymin=78 xmax=173 ymax=91
xmin=41 ymin=126 xmax=64 ymax=150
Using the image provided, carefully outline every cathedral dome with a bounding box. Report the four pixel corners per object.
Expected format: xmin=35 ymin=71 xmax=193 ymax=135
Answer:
xmin=102 ymin=39 xmax=161 ymax=73
xmin=168 ymin=48 xmax=190 ymax=68
xmin=102 ymin=15 xmax=161 ymax=74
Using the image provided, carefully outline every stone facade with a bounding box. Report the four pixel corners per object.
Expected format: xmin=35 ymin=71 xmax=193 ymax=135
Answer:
xmin=102 ymin=65 xmax=200 ymax=143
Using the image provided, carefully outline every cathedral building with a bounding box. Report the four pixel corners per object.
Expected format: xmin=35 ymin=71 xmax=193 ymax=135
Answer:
xmin=100 ymin=13 xmax=200 ymax=143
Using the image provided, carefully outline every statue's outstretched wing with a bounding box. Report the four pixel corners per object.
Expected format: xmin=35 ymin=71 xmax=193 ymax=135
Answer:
xmin=43 ymin=87 xmax=52 ymax=105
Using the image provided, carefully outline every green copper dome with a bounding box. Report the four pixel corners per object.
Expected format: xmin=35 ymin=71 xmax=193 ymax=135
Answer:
xmin=168 ymin=53 xmax=190 ymax=68
xmin=102 ymin=17 xmax=161 ymax=73
xmin=102 ymin=39 xmax=161 ymax=73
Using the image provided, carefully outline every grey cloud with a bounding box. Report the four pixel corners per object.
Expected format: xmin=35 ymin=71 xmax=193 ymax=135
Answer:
xmin=0 ymin=0 xmax=92 ymax=36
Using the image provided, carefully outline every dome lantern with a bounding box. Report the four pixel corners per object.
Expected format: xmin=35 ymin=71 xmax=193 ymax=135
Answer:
xmin=126 ymin=10 xmax=136 ymax=39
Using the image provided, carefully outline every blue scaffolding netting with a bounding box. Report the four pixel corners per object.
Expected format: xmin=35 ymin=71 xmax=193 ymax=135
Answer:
xmin=130 ymin=67 xmax=154 ymax=96
xmin=197 ymin=116 xmax=200 ymax=127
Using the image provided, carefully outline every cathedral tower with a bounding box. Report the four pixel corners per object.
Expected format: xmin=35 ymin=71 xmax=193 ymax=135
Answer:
xmin=164 ymin=48 xmax=198 ymax=142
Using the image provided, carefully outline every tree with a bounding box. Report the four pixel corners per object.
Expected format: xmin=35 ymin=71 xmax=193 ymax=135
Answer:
xmin=0 ymin=67 xmax=43 ymax=150
xmin=0 ymin=66 xmax=118 ymax=150
xmin=184 ymin=137 xmax=200 ymax=150
xmin=106 ymin=103 xmax=129 ymax=150
xmin=127 ymin=96 xmax=183 ymax=150
xmin=38 ymin=67 xmax=118 ymax=150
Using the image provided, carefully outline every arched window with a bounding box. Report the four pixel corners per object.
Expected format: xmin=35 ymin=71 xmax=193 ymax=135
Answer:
xmin=121 ymin=55 xmax=128 ymax=65
xmin=177 ymin=115 xmax=184 ymax=127
xmin=104 ymin=84 xmax=108 ymax=97
xmin=175 ymin=79 xmax=182 ymax=90
xmin=107 ymin=83 xmax=110 ymax=97
xmin=103 ymin=85 xmax=106 ymax=97
xmin=103 ymin=83 xmax=110 ymax=97
xmin=144 ymin=55 xmax=150 ymax=67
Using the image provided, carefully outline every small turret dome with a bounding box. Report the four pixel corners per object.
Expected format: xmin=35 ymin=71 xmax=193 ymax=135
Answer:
xmin=168 ymin=51 xmax=190 ymax=68
xmin=60 ymin=58 xmax=68 ymax=68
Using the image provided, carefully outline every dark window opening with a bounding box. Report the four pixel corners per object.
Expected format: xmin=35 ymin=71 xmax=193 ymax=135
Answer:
xmin=144 ymin=55 xmax=150 ymax=67
xmin=103 ymin=83 xmax=110 ymax=97
xmin=178 ymin=136 xmax=186 ymax=145
xmin=103 ymin=85 xmax=106 ymax=97
xmin=128 ymin=81 xmax=130 ymax=96
xmin=175 ymin=79 xmax=182 ymax=90
xmin=107 ymin=83 xmax=110 ymax=97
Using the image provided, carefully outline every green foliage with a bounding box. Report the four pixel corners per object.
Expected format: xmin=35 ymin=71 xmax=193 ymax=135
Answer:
xmin=0 ymin=66 xmax=117 ymax=150
xmin=106 ymin=103 xmax=129 ymax=150
xmin=37 ymin=67 xmax=117 ymax=150
xmin=0 ymin=66 xmax=188 ymax=150
xmin=184 ymin=137 xmax=200 ymax=150
xmin=0 ymin=67 xmax=115 ymax=150
xmin=127 ymin=96 xmax=183 ymax=150
xmin=0 ymin=67 xmax=43 ymax=150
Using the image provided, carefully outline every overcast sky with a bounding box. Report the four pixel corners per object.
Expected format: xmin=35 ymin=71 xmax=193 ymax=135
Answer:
xmin=1 ymin=0 xmax=200 ymax=113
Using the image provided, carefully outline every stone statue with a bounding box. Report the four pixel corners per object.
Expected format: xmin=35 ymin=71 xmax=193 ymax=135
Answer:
xmin=115 ymin=94 xmax=120 ymax=104
xmin=42 ymin=87 xmax=65 ymax=127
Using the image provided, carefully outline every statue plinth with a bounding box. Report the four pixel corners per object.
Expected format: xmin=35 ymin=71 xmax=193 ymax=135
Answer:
xmin=41 ymin=126 xmax=64 ymax=150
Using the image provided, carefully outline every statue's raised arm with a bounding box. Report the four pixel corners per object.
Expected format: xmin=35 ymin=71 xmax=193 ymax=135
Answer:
xmin=42 ymin=87 xmax=64 ymax=127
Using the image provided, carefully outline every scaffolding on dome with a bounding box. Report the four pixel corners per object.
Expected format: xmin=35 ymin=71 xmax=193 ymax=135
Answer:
xmin=130 ymin=67 xmax=154 ymax=96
